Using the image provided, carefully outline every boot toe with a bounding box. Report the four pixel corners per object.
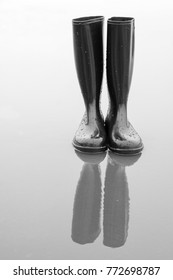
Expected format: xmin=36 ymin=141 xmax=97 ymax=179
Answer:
xmin=73 ymin=127 xmax=107 ymax=152
xmin=73 ymin=135 xmax=107 ymax=153
xmin=109 ymin=123 xmax=144 ymax=155
xmin=73 ymin=115 xmax=107 ymax=152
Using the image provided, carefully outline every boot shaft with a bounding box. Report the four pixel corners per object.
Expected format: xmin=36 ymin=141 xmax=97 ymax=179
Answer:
xmin=73 ymin=16 xmax=104 ymax=111
xmin=107 ymin=17 xmax=135 ymax=110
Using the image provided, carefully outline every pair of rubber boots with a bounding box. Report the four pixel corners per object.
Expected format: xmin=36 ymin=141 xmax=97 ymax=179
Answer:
xmin=72 ymin=16 xmax=143 ymax=155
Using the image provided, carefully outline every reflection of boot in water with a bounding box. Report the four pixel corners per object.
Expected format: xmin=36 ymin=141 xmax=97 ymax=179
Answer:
xmin=71 ymin=151 xmax=106 ymax=244
xmin=103 ymin=152 xmax=141 ymax=248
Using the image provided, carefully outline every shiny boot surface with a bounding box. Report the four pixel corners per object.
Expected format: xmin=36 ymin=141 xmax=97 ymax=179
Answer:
xmin=106 ymin=17 xmax=143 ymax=155
xmin=72 ymin=16 xmax=107 ymax=153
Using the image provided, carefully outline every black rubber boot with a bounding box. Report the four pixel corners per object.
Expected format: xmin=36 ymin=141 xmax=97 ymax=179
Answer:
xmin=106 ymin=17 xmax=143 ymax=155
xmin=72 ymin=16 xmax=107 ymax=153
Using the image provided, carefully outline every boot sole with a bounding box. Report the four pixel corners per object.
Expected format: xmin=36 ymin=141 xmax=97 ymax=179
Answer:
xmin=72 ymin=142 xmax=107 ymax=153
xmin=108 ymin=144 xmax=144 ymax=155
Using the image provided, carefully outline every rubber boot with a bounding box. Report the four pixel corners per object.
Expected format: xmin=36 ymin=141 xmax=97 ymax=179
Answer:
xmin=106 ymin=17 xmax=143 ymax=155
xmin=72 ymin=16 xmax=107 ymax=153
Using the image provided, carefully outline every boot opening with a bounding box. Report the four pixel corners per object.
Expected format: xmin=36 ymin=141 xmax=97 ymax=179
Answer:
xmin=108 ymin=17 xmax=134 ymax=24
xmin=73 ymin=16 xmax=104 ymax=24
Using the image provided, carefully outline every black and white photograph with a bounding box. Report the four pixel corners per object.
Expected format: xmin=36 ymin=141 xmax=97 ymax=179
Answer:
xmin=0 ymin=0 xmax=173 ymax=278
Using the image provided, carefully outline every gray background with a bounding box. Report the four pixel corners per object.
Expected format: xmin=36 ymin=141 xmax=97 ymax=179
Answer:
xmin=0 ymin=0 xmax=173 ymax=259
